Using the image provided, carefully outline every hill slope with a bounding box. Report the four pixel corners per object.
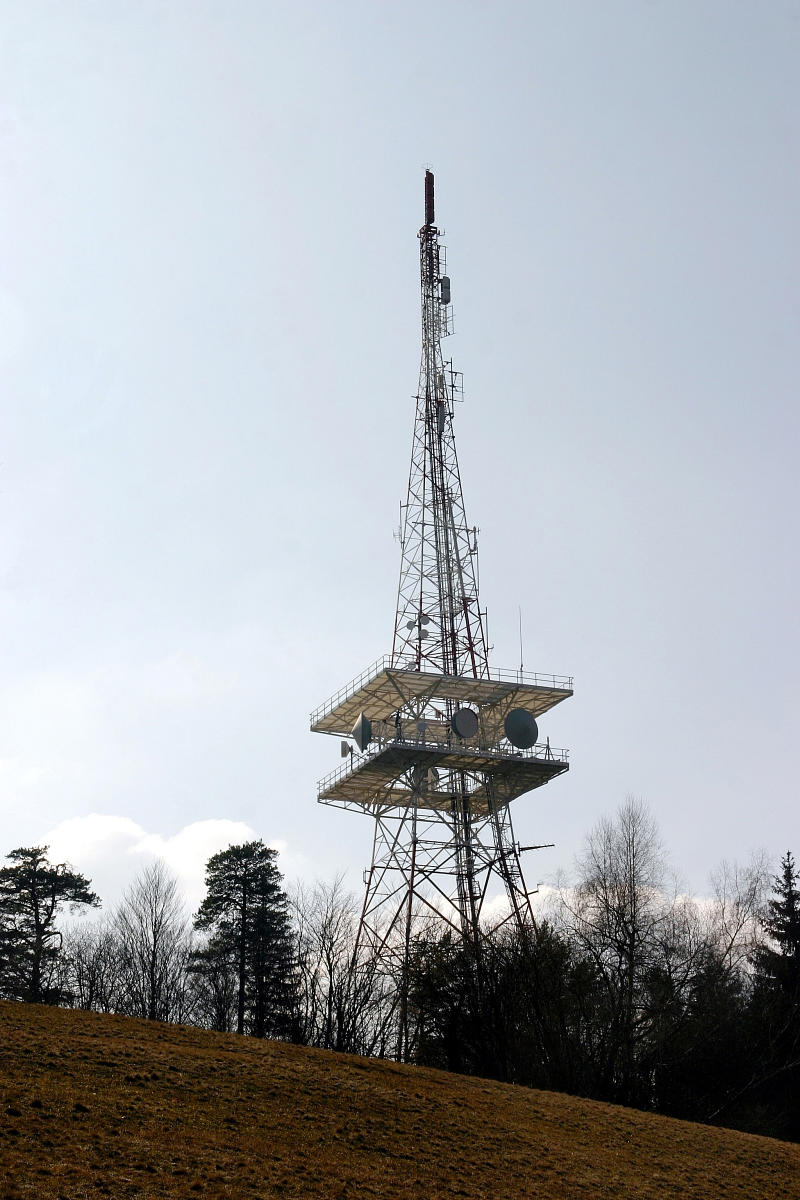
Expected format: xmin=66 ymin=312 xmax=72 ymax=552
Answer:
xmin=0 ymin=1002 xmax=798 ymax=1199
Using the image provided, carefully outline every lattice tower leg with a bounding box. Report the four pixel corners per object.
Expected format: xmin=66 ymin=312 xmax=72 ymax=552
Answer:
xmin=352 ymin=778 xmax=536 ymax=1059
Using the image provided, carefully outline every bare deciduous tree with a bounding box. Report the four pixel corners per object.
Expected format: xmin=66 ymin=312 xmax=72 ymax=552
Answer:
xmin=113 ymin=861 xmax=193 ymax=1023
xmin=707 ymin=853 xmax=769 ymax=973
xmin=188 ymin=940 xmax=238 ymax=1033
xmin=555 ymin=797 xmax=672 ymax=1104
xmin=62 ymin=919 xmax=123 ymax=1012
xmin=291 ymin=877 xmax=397 ymax=1056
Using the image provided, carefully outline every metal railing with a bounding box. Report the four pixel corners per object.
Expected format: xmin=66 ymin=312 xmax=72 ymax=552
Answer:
xmin=316 ymin=732 xmax=570 ymax=797
xmin=310 ymin=656 xmax=573 ymax=727
xmin=486 ymin=665 xmax=574 ymax=690
xmin=310 ymin=655 xmax=393 ymax=727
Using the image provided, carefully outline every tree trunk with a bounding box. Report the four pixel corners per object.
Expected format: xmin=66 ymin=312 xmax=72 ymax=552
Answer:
xmin=237 ymin=878 xmax=248 ymax=1035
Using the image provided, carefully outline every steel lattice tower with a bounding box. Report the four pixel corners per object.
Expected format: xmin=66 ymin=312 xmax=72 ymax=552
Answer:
xmin=310 ymin=172 xmax=572 ymax=1054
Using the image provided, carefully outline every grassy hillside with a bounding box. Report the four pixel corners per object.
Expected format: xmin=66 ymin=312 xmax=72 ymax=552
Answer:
xmin=1 ymin=1002 xmax=798 ymax=1199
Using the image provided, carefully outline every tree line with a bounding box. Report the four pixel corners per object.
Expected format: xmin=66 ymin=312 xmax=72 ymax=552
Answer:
xmin=0 ymin=802 xmax=797 ymax=1142
xmin=0 ymin=840 xmax=395 ymax=1053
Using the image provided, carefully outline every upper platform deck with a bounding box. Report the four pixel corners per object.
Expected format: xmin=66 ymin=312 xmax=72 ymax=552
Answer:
xmin=310 ymin=655 xmax=573 ymax=737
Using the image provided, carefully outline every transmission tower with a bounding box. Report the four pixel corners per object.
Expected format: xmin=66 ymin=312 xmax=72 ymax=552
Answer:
xmin=310 ymin=171 xmax=571 ymax=1054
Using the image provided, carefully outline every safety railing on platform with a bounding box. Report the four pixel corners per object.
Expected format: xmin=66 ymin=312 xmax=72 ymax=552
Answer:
xmin=316 ymin=732 xmax=570 ymax=798
xmin=310 ymin=655 xmax=392 ymax=727
xmin=310 ymin=657 xmax=574 ymax=728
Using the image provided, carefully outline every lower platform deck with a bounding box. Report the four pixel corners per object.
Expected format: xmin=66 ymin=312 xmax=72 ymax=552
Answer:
xmin=317 ymin=733 xmax=569 ymax=815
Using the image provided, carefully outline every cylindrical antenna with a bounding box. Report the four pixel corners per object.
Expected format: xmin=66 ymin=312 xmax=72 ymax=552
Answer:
xmin=425 ymin=170 xmax=435 ymax=226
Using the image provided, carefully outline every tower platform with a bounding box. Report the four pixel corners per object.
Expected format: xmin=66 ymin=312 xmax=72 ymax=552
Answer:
xmin=311 ymin=656 xmax=572 ymax=815
xmin=316 ymin=732 xmax=569 ymax=815
xmin=310 ymin=656 xmax=572 ymax=738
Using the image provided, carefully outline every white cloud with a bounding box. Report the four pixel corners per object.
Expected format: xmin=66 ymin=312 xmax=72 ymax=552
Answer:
xmin=265 ymin=838 xmax=313 ymax=887
xmin=480 ymin=884 xmax=562 ymax=930
xmin=134 ymin=818 xmax=258 ymax=893
xmin=41 ymin=813 xmax=280 ymax=913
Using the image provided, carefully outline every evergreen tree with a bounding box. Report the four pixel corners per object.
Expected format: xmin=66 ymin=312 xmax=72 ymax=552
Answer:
xmin=0 ymin=846 xmax=99 ymax=1003
xmin=652 ymin=945 xmax=749 ymax=1124
xmin=193 ymin=841 xmax=294 ymax=1038
xmin=746 ymin=850 xmax=800 ymax=1140
xmin=756 ymin=851 xmax=800 ymax=995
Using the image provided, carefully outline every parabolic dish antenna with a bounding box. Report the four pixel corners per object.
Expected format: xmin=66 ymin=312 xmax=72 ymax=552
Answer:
xmin=503 ymin=708 xmax=538 ymax=750
xmin=451 ymin=707 xmax=479 ymax=739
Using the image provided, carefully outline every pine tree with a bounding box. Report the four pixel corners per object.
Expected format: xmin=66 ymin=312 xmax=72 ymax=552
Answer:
xmin=746 ymin=850 xmax=800 ymax=1140
xmin=193 ymin=842 xmax=294 ymax=1038
xmin=0 ymin=846 xmax=99 ymax=1003
xmin=756 ymin=851 xmax=800 ymax=996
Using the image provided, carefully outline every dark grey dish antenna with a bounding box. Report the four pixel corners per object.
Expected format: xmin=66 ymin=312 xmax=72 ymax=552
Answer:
xmin=451 ymin=707 xmax=479 ymax=739
xmin=503 ymin=708 xmax=538 ymax=750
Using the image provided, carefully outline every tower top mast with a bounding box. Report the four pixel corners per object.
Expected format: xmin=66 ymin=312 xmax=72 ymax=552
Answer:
xmin=391 ymin=170 xmax=488 ymax=679
xmin=425 ymin=168 xmax=435 ymax=226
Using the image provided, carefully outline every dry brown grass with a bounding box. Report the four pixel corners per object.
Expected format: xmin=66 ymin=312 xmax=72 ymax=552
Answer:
xmin=0 ymin=1000 xmax=798 ymax=1199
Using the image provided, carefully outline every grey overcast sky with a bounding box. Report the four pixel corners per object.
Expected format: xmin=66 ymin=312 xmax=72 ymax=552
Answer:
xmin=1 ymin=1 xmax=798 ymax=911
